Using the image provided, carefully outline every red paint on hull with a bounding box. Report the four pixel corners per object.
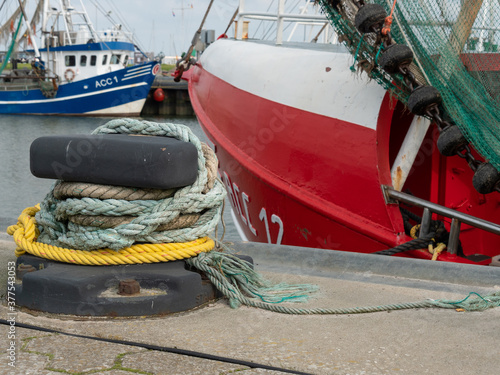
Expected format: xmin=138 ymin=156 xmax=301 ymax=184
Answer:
xmin=189 ymin=48 xmax=500 ymax=264
xmin=190 ymin=66 xmax=408 ymax=252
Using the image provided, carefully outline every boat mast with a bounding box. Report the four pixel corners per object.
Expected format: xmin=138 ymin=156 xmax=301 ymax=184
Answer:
xmin=0 ymin=5 xmax=22 ymax=45
xmin=450 ymin=0 xmax=484 ymax=54
xmin=41 ymin=0 xmax=48 ymax=34
xmin=59 ymin=0 xmax=73 ymax=45
xmin=17 ymin=0 xmax=41 ymax=57
xmin=78 ymin=0 xmax=98 ymax=41
xmin=478 ymin=0 xmax=490 ymax=52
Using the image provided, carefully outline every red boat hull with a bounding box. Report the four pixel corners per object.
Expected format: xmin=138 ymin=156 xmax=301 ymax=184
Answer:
xmin=189 ymin=39 xmax=500 ymax=264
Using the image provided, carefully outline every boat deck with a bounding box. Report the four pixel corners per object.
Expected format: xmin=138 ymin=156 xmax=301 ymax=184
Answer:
xmin=1 ymin=233 xmax=499 ymax=374
xmin=0 ymin=69 xmax=45 ymax=91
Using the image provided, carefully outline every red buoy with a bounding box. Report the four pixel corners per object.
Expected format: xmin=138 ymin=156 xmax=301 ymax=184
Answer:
xmin=153 ymin=88 xmax=165 ymax=102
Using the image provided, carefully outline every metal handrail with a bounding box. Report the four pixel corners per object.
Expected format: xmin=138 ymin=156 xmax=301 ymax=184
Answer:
xmin=239 ymin=12 xmax=327 ymax=22
xmin=236 ymin=0 xmax=330 ymax=45
xmin=382 ymin=185 xmax=500 ymax=254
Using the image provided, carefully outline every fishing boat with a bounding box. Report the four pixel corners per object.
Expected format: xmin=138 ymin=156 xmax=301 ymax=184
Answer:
xmin=188 ymin=0 xmax=500 ymax=264
xmin=0 ymin=0 xmax=159 ymax=115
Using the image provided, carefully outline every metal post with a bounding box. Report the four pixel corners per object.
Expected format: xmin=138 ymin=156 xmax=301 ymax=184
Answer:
xmin=276 ymin=0 xmax=285 ymax=45
xmin=78 ymin=0 xmax=100 ymax=42
xmin=448 ymin=218 xmax=461 ymax=254
xmin=17 ymin=0 xmax=41 ymax=57
xmin=419 ymin=208 xmax=432 ymax=238
xmin=236 ymin=0 xmax=245 ymax=40
xmin=287 ymin=0 xmax=310 ymax=42
xmin=390 ymin=116 xmax=431 ymax=191
xmin=58 ymin=0 xmax=73 ymax=45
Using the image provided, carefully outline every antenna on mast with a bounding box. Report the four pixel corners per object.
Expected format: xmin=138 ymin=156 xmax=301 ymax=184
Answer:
xmin=172 ymin=1 xmax=193 ymax=51
xmin=172 ymin=1 xmax=193 ymax=20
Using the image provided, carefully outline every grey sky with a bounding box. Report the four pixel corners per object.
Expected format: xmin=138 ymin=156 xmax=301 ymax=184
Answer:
xmin=96 ymin=0 xmax=271 ymax=57
xmin=1 ymin=1 xmax=307 ymax=57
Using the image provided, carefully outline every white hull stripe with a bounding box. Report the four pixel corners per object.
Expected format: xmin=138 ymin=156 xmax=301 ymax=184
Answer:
xmin=126 ymin=65 xmax=152 ymax=73
xmin=200 ymin=39 xmax=387 ymax=130
xmin=0 ymin=82 xmax=148 ymax=105
xmin=124 ymin=67 xmax=151 ymax=77
xmin=122 ymin=71 xmax=151 ymax=81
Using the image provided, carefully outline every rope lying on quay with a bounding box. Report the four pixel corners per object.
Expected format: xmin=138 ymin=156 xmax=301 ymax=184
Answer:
xmin=7 ymin=119 xmax=500 ymax=315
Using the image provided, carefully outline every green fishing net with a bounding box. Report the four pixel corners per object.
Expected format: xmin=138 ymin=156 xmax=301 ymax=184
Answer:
xmin=319 ymin=0 xmax=500 ymax=171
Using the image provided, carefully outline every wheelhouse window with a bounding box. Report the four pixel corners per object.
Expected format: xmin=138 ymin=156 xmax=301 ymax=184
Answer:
xmin=110 ymin=54 xmax=121 ymax=64
xmin=102 ymin=54 xmax=108 ymax=65
xmin=80 ymin=55 xmax=87 ymax=66
xmin=123 ymin=55 xmax=129 ymax=65
xmin=65 ymin=55 xmax=76 ymax=67
xmin=90 ymin=55 xmax=97 ymax=66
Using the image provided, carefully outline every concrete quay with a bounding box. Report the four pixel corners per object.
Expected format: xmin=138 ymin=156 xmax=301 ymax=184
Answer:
xmin=1 ymin=232 xmax=499 ymax=375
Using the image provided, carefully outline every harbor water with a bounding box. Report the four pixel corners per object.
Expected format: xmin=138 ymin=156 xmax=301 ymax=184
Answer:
xmin=0 ymin=114 xmax=239 ymax=241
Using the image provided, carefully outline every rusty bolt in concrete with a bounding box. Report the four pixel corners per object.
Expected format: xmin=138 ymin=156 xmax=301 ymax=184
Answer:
xmin=118 ymin=279 xmax=141 ymax=295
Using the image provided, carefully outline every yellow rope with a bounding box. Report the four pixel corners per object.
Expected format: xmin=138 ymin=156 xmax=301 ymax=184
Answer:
xmin=7 ymin=205 xmax=215 ymax=266
xmin=429 ymin=243 xmax=446 ymax=261
xmin=409 ymin=224 xmax=446 ymax=260
xmin=409 ymin=224 xmax=421 ymax=239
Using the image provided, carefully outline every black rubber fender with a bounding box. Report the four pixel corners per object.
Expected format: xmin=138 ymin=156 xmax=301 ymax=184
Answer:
xmin=30 ymin=134 xmax=199 ymax=189
xmin=378 ymin=44 xmax=414 ymax=74
xmin=437 ymin=125 xmax=468 ymax=156
xmin=407 ymin=86 xmax=442 ymax=116
xmin=355 ymin=4 xmax=387 ymax=34
xmin=326 ymin=0 xmax=341 ymax=11
xmin=472 ymin=163 xmax=500 ymax=194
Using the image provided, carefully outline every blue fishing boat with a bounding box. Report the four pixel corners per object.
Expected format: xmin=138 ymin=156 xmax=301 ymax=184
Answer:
xmin=0 ymin=0 xmax=159 ymax=115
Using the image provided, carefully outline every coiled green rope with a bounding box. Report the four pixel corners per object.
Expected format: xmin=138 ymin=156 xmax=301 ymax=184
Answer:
xmin=35 ymin=119 xmax=226 ymax=251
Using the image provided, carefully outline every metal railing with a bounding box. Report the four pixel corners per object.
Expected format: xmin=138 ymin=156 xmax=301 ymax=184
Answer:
xmin=236 ymin=0 xmax=332 ymax=45
xmin=0 ymin=72 xmax=44 ymax=91
xmin=382 ymin=185 xmax=500 ymax=255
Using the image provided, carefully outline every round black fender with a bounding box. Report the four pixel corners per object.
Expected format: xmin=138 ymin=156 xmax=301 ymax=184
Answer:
xmin=472 ymin=163 xmax=500 ymax=194
xmin=407 ymin=86 xmax=442 ymax=116
xmin=437 ymin=125 xmax=468 ymax=156
xmin=355 ymin=4 xmax=387 ymax=34
xmin=378 ymin=44 xmax=414 ymax=74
